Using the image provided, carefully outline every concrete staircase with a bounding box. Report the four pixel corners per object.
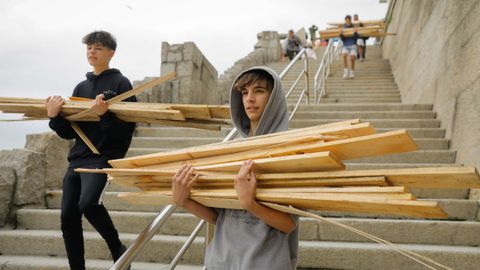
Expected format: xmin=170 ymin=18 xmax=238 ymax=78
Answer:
xmin=1 ymin=46 xmax=479 ymax=270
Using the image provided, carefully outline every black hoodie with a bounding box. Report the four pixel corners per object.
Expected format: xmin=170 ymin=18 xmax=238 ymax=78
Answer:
xmin=49 ymin=68 xmax=136 ymax=168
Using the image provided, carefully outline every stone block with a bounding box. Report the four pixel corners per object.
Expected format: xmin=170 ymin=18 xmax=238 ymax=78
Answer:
xmin=177 ymin=61 xmax=194 ymax=77
xmin=183 ymin=42 xmax=196 ymax=61
xmin=0 ymin=167 xmax=15 ymax=227
xmin=166 ymin=51 xmax=183 ymax=62
xmin=25 ymin=132 xmax=72 ymax=189
xmin=161 ymin=62 xmax=176 ymax=75
xmin=161 ymin=42 xmax=170 ymax=63
xmin=0 ymin=149 xmax=46 ymax=207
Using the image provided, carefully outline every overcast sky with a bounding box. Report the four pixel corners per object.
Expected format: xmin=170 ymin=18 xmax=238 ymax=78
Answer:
xmin=0 ymin=0 xmax=388 ymax=150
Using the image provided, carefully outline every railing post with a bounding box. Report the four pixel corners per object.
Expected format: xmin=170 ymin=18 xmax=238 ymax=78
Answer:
xmin=304 ymin=50 xmax=310 ymax=104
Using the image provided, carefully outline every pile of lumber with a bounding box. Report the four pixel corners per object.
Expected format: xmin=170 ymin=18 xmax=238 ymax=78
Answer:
xmin=77 ymin=119 xmax=480 ymax=219
xmin=0 ymin=72 xmax=230 ymax=131
xmin=319 ymin=19 xmax=391 ymax=39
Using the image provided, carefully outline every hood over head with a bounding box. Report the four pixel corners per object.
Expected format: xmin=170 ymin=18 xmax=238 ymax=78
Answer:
xmin=230 ymin=66 xmax=289 ymax=138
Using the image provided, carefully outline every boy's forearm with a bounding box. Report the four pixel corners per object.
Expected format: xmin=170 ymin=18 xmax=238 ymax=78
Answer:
xmin=246 ymin=202 xmax=296 ymax=233
xmin=182 ymin=199 xmax=218 ymax=225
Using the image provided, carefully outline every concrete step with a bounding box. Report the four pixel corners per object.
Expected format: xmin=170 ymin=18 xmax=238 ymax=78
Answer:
xmin=290 ymin=111 xmax=436 ymax=120
xmin=326 ymin=83 xmax=398 ymax=88
xmin=130 ymin=137 xmax=222 ymax=148
xmin=45 ymin=191 xmax=479 ymax=220
xmin=134 ymin=127 xmax=230 ymax=138
xmin=297 ymin=241 xmax=480 ymax=270
xmin=377 ymin=128 xmax=445 ymax=138
xmin=318 ymin=90 xmax=400 ymax=94
xmin=324 ymin=94 xmax=402 ymax=99
xmin=1 ymin=230 xmax=479 ymax=269
xmin=349 ymin=150 xmax=456 ymax=164
xmin=289 ymin=119 xmax=440 ymax=128
xmin=316 ymin=98 xmax=402 ymax=103
xmin=16 ymin=209 xmax=480 ymax=246
xmin=135 ymin=127 xmax=231 ymax=138
xmin=0 ymin=255 xmax=202 ymax=270
xmin=293 ymin=103 xmax=433 ymax=111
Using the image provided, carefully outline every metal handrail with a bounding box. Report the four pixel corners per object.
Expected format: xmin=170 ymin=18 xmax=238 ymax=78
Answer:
xmin=312 ymin=39 xmax=343 ymax=104
xmin=111 ymin=45 xmax=312 ymax=270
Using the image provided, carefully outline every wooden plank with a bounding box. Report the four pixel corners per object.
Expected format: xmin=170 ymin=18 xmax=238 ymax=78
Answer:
xmin=153 ymin=189 xmax=415 ymax=200
xmin=258 ymin=167 xmax=480 ymax=189
xmin=118 ymin=192 xmax=447 ymax=219
xmin=66 ymin=72 xmax=177 ymax=121
xmin=70 ymin=122 xmax=100 ymax=154
xmin=194 ymin=151 xmax=345 ymax=173
xmin=108 ymin=121 xmax=374 ymax=168
xmin=106 ymin=175 xmax=388 ymax=190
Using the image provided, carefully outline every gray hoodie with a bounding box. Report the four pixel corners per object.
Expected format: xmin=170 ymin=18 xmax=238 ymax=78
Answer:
xmin=205 ymin=67 xmax=299 ymax=270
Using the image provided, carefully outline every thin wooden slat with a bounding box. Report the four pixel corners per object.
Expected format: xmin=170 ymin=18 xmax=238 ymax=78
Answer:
xmin=70 ymin=122 xmax=100 ymax=154
xmin=153 ymin=189 xmax=415 ymax=200
xmin=258 ymin=167 xmax=480 ymax=189
xmin=106 ymin=175 xmax=388 ymax=190
xmin=66 ymin=72 xmax=177 ymax=121
xmin=194 ymin=151 xmax=345 ymax=173
xmin=117 ymin=192 xmax=447 ymax=219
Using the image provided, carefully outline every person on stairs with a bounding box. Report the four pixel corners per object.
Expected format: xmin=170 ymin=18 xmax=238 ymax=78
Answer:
xmin=340 ymin=15 xmax=359 ymax=79
xmin=45 ymin=30 xmax=135 ymax=270
xmin=285 ymin=29 xmax=303 ymax=60
xmin=354 ymin=14 xmax=368 ymax=62
xmin=171 ymin=67 xmax=299 ymax=270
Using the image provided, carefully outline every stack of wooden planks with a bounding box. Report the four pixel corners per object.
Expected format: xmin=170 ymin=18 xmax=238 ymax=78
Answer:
xmin=0 ymin=72 xmax=230 ymax=131
xmin=0 ymin=96 xmax=230 ymax=130
xmin=319 ymin=19 xmax=391 ymax=39
xmin=76 ymin=119 xmax=480 ymax=219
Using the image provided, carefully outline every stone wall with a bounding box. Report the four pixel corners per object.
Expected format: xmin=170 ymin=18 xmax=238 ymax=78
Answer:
xmin=137 ymin=42 xmax=220 ymax=105
xmin=382 ymin=1 xmax=480 ymax=172
xmin=0 ymin=132 xmax=71 ymax=227
xmin=218 ymin=31 xmax=282 ymax=103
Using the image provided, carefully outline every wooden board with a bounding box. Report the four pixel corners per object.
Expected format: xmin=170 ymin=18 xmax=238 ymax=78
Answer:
xmin=194 ymin=151 xmax=345 ymax=173
xmin=258 ymin=167 xmax=480 ymax=189
xmin=118 ymin=191 xmax=447 ymax=219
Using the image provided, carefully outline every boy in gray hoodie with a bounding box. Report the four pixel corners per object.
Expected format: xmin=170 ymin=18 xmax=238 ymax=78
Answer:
xmin=171 ymin=67 xmax=299 ymax=269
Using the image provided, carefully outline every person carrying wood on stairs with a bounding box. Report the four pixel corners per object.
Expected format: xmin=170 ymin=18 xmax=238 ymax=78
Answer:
xmin=171 ymin=66 xmax=299 ymax=269
xmin=340 ymin=15 xmax=359 ymax=79
xmin=45 ymin=30 xmax=134 ymax=270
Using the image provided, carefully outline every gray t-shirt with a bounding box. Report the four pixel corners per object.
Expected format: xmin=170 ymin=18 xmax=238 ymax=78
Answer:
xmin=205 ymin=209 xmax=299 ymax=270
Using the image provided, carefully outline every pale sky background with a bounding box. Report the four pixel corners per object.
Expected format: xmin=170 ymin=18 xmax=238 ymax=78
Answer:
xmin=0 ymin=0 xmax=388 ymax=150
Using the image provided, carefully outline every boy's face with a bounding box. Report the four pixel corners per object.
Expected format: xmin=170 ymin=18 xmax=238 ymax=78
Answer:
xmin=345 ymin=17 xmax=351 ymax=24
xmin=241 ymin=80 xmax=271 ymax=123
xmin=86 ymin=42 xmax=115 ymax=67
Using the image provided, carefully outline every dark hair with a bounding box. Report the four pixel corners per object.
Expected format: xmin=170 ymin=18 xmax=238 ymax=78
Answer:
xmin=82 ymin=31 xmax=117 ymax=50
xmin=288 ymin=29 xmax=294 ymax=33
xmin=234 ymin=70 xmax=274 ymax=93
xmin=345 ymin=15 xmax=352 ymax=20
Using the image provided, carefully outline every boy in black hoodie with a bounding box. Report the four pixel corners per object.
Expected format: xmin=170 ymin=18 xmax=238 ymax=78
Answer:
xmin=45 ymin=30 xmax=135 ymax=270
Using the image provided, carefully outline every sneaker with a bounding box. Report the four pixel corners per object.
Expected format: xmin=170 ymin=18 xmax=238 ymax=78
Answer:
xmin=360 ymin=57 xmax=365 ymax=62
xmin=343 ymin=69 xmax=349 ymax=79
xmin=349 ymin=70 xmax=355 ymax=79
